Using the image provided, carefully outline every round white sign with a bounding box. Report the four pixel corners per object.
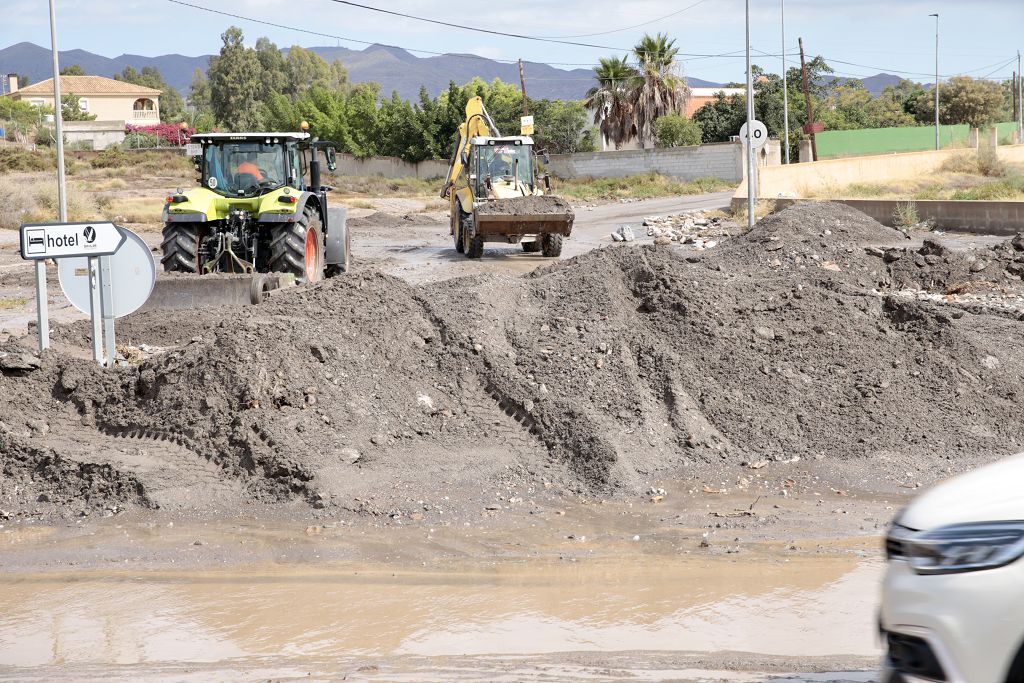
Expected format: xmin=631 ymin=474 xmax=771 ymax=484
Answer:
xmin=739 ymin=120 xmax=769 ymax=149
xmin=58 ymin=226 xmax=156 ymax=318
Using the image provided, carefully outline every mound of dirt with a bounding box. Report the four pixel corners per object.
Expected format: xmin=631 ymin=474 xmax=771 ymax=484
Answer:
xmin=5 ymin=202 xmax=1024 ymax=518
xmin=348 ymin=211 xmax=444 ymax=229
xmin=476 ymin=196 xmax=573 ymax=216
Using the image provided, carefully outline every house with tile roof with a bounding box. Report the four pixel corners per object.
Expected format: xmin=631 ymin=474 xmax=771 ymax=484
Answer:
xmin=3 ymin=74 xmax=162 ymax=125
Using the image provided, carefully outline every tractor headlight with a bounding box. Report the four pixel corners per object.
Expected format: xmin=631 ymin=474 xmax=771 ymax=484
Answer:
xmin=904 ymin=522 xmax=1024 ymax=575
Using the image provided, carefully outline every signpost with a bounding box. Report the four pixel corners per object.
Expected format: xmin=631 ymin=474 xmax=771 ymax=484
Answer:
xmin=739 ymin=120 xmax=769 ymax=150
xmin=20 ymin=222 xmax=153 ymax=368
xmin=521 ymin=115 xmax=535 ymax=136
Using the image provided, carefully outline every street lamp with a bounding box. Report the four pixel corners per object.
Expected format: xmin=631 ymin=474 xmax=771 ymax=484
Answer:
xmin=781 ymin=0 xmax=790 ymax=164
xmin=930 ymin=13 xmax=939 ymax=150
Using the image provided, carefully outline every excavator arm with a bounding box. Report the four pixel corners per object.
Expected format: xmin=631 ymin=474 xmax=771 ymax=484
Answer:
xmin=440 ymin=96 xmax=501 ymax=199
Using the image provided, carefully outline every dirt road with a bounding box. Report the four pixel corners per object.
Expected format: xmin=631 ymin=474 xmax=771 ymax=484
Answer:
xmin=5 ymin=197 xmax=1024 ymax=681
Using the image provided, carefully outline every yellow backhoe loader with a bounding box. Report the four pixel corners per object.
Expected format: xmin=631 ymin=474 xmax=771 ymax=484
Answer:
xmin=440 ymin=97 xmax=574 ymax=259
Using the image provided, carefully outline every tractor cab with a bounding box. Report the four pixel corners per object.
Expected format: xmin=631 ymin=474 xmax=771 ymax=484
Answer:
xmin=468 ymin=136 xmax=538 ymax=200
xmin=189 ymin=133 xmax=338 ymax=197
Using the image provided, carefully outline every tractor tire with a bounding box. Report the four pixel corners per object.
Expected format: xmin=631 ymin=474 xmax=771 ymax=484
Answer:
xmin=269 ymin=206 xmax=324 ymax=283
xmin=521 ymin=240 xmax=542 ymax=253
xmin=160 ymin=223 xmax=201 ymax=273
xmin=466 ymin=236 xmax=485 ymax=259
xmin=461 ymin=212 xmax=484 ymax=259
xmin=541 ymin=233 xmax=563 ymax=258
xmin=325 ymin=218 xmax=351 ymax=277
xmin=454 ymin=209 xmax=467 ymax=254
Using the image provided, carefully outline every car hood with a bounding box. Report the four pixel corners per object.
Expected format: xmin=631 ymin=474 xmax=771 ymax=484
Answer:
xmin=900 ymin=452 xmax=1024 ymax=530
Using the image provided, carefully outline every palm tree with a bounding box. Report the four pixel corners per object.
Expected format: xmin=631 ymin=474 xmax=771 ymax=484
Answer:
xmin=585 ymin=56 xmax=638 ymax=150
xmin=631 ymin=33 xmax=691 ymax=148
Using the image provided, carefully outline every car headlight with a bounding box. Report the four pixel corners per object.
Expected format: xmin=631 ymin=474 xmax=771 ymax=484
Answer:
xmin=904 ymin=521 xmax=1024 ymax=575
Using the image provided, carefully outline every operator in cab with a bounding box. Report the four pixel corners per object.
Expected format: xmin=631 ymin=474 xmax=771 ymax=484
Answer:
xmin=234 ymin=152 xmax=264 ymax=183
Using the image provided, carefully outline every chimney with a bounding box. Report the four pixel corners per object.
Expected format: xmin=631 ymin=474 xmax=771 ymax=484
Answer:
xmin=6 ymin=74 xmax=18 ymax=94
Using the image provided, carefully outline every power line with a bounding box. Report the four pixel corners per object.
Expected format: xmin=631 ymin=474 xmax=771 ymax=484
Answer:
xmin=536 ymin=0 xmax=715 ymax=39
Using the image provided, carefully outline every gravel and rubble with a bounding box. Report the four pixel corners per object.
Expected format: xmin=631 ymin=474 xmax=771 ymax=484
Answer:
xmin=640 ymin=209 xmax=736 ymax=249
xmin=3 ymin=202 xmax=1024 ymax=520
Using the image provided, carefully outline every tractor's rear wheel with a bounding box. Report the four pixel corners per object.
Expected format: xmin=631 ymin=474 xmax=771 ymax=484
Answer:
xmin=461 ymin=212 xmax=484 ymax=259
xmin=522 ymin=240 xmax=542 ymax=253
xmin=541 ymin=233 xmax=563 ymax=258
xmin=269 ymin=207 xmax=324 ymax=283
xmin=160 ymin=223 xmax=202 ymax=272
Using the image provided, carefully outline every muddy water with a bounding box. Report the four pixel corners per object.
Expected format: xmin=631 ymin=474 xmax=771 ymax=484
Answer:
xmin=0 ymin=555 xmax=881 ymax=678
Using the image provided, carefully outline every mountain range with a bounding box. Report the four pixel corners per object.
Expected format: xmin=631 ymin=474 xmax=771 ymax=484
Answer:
xmin=0 ymin=41 xmax=908 ymax=101
xmin=0 ymin=41 xmax=725 ymax=101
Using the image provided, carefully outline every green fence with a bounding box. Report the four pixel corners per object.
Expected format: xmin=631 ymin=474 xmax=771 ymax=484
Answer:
xmin=815 ymin=122 xmax=1019 ymax=159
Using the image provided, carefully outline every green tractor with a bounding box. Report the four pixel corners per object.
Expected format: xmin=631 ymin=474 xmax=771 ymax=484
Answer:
xmin=161 ymin=131 xmax=350 ymax=284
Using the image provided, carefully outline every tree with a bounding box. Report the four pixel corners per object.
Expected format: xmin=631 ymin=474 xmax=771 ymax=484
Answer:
xmin=531 ymin=99 xmax=596 ymax=154
xmin=188 ymin=68 xmax=212 ymax=116
xmin=284 ymin=46 xmax=333 ymax=97
xmin=692 ymin=92 xmax=747 ymax=142
xmin=585 ymin=56 xmax=638 ymax=150
xmin=655 ymin=113 xmax=702 ymax=147
xmin=60 ymin=93 xmax=96 ymax=121
xmin=60 ymin=65 xmax=86 ymax=76
xmin=255 ymin=37 xmax=289 ymax=98
xmin=630 ymin=33 xmax=690 ymax=148
xmin=207 ymin=27 xmax=265 ymax=130
xmin=915 ymin=76 xmax=1005 ymax=128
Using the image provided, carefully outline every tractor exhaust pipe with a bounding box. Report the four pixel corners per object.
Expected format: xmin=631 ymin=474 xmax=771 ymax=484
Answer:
xmin=309 ymin=155 xmax=321 ymax=194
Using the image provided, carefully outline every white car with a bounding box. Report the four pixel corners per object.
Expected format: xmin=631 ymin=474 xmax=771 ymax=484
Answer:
xmin=881 ymin=452 xmax=1024 ymax=683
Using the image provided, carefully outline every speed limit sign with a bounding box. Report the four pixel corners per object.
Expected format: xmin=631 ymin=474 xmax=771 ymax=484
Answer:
xmin=739 ymin=120 xmax=768 ymax=149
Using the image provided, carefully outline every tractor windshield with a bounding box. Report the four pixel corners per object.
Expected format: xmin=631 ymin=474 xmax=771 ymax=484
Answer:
xmin=478 ymin=143 xmax=533 ymax=188
xmin=202 ymin=141 xmax=288 ymax=197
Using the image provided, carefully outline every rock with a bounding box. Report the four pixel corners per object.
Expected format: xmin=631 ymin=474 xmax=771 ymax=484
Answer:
xmin=472 ymin=343 xmax=483 ymax=353
xmin=754 ymin=326 xmax=776 ymax=341
xmin=883 ymin=249 xmax=903 ymax=263
xmin=981 ymin=355 xmax=1000 ymax=370
xmin=1011 ymin=234 xmax=1024 ymax=251
xmin=27 ymin=419 xmax=49 ymax=436
xmin=610 ymin=231 xmax=624 ymax=242
xmin=654 ymin=235 xmax=672 ymax=246
xmin=970 ymin=259 xmax=988 ymax=273
xmin=0 ymin=352 xmax=41 ymax=374
xmin=764 ymin=241 xmax=784 ymax=252
xmin=340 ymin=447 xmax=362 ymax=463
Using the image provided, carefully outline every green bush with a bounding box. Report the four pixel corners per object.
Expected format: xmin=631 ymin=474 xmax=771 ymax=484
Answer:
xmin=976 ymin=148 xmax=1006 ymax=178
xmin=0 ymin=147 xmax=55 ymax=172
xmin=123 ymin=131 xmax=159 ymax=149
xmin=655 ymin=114 xmax=703 ymax=148
xmin=91 ymin=146 xmax=130 ymax=169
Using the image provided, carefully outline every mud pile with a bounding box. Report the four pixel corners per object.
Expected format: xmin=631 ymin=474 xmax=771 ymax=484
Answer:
xmin=4 ymin=202 xmax=1024 ymax=517
xmin=476 ymin=196 xmax=573 ymax=216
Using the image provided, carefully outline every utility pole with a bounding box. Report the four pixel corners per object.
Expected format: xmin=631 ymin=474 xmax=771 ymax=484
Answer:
xmin=48 ymin=0 xmax=67 ymax=223
xmin=1014 ymin=71 xmax=1020 ymax=138
xmin=934 ymin=14 xmax=940 ymax=150
xmin=518 ymin=59 xmax=529 ymax=116
xmin=745 ymin=0 xmax=755 ymax=231
xmin=798 ymin=38 xmax=816 ymax=161
xmin=1018 ymin=50 xmax=1023 ymax=142
xmin=781 ymin=0 xmax=790 ymax=164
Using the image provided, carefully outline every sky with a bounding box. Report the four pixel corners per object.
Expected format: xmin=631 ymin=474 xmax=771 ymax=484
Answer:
xmin=2 ymin=0 xmax=1022 ymax=84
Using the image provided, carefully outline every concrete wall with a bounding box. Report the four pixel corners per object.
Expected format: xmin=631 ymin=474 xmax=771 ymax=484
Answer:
xmin=738 ymin=144 xmax=1024 ymax=199
xmin=63 ymin=120 xmax=125 ymax=150
xmin=772 ymin=198 xmax=1024 ymax=235
xmin=547 ymin=142 xmax=743 ymax=182
xmin=331 ymin=152 xmax=449 ymax=178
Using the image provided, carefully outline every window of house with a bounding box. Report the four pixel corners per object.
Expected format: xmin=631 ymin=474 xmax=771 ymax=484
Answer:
xmin=78 ymin=98 xmax=89 ymax=112
xmin=29 ymin=99 xmax=44 ymax=107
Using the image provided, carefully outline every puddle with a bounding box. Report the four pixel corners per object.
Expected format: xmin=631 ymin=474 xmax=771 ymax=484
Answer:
xmin=0 ymin=555 xmax=881 ymax=675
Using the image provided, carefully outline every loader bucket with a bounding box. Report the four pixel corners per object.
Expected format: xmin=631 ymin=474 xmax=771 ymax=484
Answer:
xmin=473 ymin=195 xmax=575 ymax=238
xmin=137 ymin=273 xmax=296 ymax=313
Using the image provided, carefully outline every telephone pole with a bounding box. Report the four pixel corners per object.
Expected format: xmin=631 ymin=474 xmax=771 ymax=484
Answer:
xmin=781 ymin=0 xmax=790 ymax=164
xmin=1018 ymin=50 xmax=1023 ymax=142
xmin=518 ymin=59 xmax=529 ymax=116
xmin=798 ymin=38 xmax=816 ymax=161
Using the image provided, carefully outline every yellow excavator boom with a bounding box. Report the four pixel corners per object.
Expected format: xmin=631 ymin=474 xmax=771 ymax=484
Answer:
xmin=440 ymin=96 xmax=500 ymax=199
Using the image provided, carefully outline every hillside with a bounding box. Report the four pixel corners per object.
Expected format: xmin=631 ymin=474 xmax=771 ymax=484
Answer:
xmin=0 ymin=41 xmax=722 ymax=101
